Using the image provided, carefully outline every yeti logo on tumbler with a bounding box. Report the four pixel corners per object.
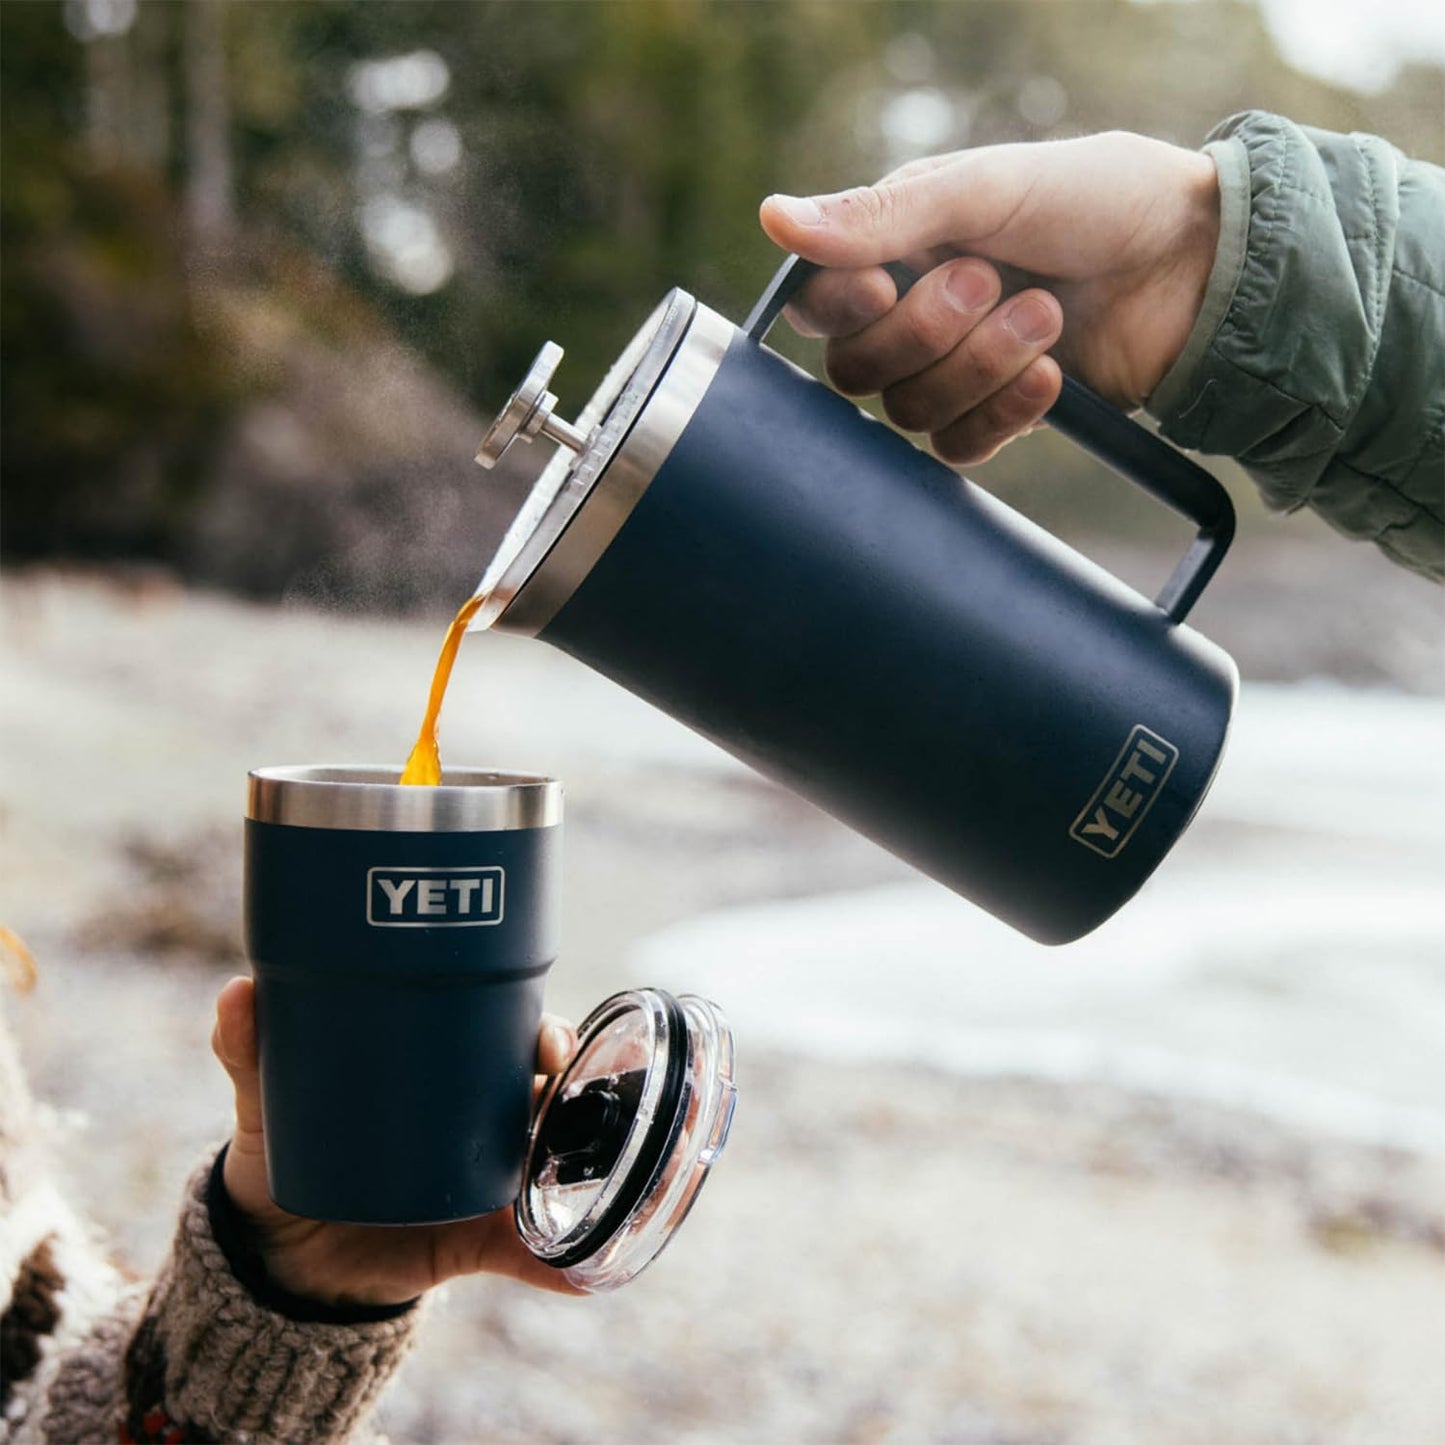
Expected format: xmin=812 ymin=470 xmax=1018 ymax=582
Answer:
xmin=366 ymin=865 xmax=505 ymax=927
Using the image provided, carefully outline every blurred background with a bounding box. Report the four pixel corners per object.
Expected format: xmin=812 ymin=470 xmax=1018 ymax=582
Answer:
xmin=2 ymin=3 xmax=1443 ymax=1443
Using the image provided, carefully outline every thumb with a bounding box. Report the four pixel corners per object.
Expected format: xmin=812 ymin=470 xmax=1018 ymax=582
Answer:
xmin=760 ymin=145 xmax=1047 ymax=270
xmin=212 ymin=974 xmax=264 ymax=1138
xmin=213 ymin=975 xmax=290 ymax=1225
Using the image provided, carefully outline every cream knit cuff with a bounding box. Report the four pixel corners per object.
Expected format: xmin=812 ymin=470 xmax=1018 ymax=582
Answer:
xmin=137 ymin=1156 xmax=420 ymax=1444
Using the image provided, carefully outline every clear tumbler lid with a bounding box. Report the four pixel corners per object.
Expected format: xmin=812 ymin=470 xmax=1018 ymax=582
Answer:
xmin=516 ymin=987 xmax=735 ymax=1292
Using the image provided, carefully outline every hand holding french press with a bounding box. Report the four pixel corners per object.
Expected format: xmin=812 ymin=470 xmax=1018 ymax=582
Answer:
xmin=757 ymin=129 xmax=1223 ymax=448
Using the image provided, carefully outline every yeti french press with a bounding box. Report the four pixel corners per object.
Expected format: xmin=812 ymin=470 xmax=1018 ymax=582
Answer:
xmin=469 ymin=256 xmax=1237 ymax=945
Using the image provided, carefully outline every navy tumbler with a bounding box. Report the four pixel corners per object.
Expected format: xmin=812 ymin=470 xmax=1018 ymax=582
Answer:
xmin=244 ymin=765 xmax=562 ymax=1224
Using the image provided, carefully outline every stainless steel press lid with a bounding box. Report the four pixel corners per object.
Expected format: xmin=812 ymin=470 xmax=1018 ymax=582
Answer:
xmin=517 ymin=987 xmax=736 ymax=1293
xmin=468 ymin=288 xmax=738 ymax=637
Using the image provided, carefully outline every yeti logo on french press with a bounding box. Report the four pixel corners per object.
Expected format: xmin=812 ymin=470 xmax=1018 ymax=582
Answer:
xmin=1069 ymin=726 xmax=1179 ymax=860
xmin=366 ymin=866 xmax=506 ymax=927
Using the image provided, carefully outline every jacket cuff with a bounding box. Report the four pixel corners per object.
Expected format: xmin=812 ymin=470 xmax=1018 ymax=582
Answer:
xmin=131 ymin=1153 xmax=421 ymax=1444
xmin=1143 ymin=110 xmax=1373 ymax=498
xmin=1145 ymin=132 xmax=1250 ymax=425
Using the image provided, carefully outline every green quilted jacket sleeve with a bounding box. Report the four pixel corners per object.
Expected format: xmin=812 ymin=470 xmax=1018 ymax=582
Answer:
xmin=1147 ymin=110 xmax=1444 ymax=581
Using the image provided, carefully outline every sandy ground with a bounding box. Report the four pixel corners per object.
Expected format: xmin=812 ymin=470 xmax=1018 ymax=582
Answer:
xmin=2 ymin=568 xmax=1443 ymax=1445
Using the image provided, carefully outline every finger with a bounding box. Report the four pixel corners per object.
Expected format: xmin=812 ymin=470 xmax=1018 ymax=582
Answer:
xmin=430 ymin=1211 xmax=586 ymax=1296
xmin=536 ymin=1013 xmax=577 ymax=1076
xmin=825 ymin=258 xmax=1000 ymax=398
xmin=881 ymin=288 xmax=1063 ymax=437
xmin=213 ymin=975 xmax=264 ymax=1137
xmin=213 ymin=976 xmax=280 ymax=1223
xmin=874 ymin=159 xmax=966 ymax=279
xmin=761 ymin=149 xmax=1040 ymax=269
xmin=931 ymin=355 xmax=1062 ymax=466
xmin=894 ymin=244 xmax=961 ymax=282
xmin=780 ymin=264 xmax=897 ymax=339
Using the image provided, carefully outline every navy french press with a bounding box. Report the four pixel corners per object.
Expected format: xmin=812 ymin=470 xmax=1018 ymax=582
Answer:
xmin=468 ymin=257 xmax=1237 ymax=944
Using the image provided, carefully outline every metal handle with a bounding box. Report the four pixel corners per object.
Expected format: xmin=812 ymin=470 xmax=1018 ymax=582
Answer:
xmin=476 ymin=341 xmax=590 ymax=470
xmin=745 ymin=254 xmax=1234 ymax=624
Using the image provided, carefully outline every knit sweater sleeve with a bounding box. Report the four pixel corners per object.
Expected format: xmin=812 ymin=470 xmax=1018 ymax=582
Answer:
xmin=1146 ymin=110 xmax=1445 ymax=582
xmin=2 ymin=1001 xmax=421 ymax=1445
xmin=35 ymin=1157 xmax=420 ymax=1445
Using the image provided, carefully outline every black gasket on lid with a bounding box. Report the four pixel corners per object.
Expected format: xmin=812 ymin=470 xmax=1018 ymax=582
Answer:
xmin=542 ymin=989 xmax=690 ymax=1270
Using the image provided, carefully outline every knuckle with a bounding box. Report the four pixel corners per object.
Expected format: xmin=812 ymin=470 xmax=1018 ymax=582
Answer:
xmin=842 ymin=274 xmax=895 ymax=331
xmin=998 ymin=360 xmax=1059 ymax=426
xmin=901 ymin=301 xmax=960 ymax=362
xmin=932 ymin=425 xmax=986 ymax=467
xmin=969 ymin=395 xmax=1035 ymax=459
xmin=886 ymin=157 xmax=933 ymax=183
xmin=882 ymin=383 xmax=935 ymax=435
xmin=885 ymin=152 xmax=951 ymax=186
xmin=966 ymin=342 xmax=1013 ymax=393
xmin=780 ymin=301 xmax=821 ymax=339
xmin=807 ymin=269 xmax=892 ymax=336
xmin=998 ymin=385 xmax=1047 ymax=431
xmin=825 ymin=348 xmax=875 ymax=398
xmin=942 ymin=435 xmax=1003 ymax=468
xmin=933 ymin=397 xmax=1028 ymax=467
xmin=837 ymin=181 xmax=904 ymax=235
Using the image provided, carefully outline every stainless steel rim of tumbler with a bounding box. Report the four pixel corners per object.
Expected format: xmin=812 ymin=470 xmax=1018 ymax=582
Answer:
xmin=247 ymin=765 xmax=562 ymax=832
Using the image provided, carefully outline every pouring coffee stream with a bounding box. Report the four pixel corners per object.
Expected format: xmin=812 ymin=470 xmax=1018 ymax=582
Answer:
xmin=400 ymin=592 xmax=485 ymax=786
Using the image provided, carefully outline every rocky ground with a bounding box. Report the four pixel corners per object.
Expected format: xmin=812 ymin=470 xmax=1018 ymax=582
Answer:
xmin=2 ymin=567 xmax=1443 ymax=1445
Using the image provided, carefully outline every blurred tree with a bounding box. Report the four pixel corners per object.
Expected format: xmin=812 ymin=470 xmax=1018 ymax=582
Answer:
xmin=0 ymin=2 xmax=232 ymax=560
xmin=184 ymin=0 xmax=234 ymax=245
xmin=2 ymin=0 xmax=1440 ymax=593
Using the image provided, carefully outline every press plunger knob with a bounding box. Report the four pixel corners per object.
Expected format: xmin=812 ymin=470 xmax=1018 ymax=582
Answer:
xmin=475 ymin=341 xmax=590 ymax=469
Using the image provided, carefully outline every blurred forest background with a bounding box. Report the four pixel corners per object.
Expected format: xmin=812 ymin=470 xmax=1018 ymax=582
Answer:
xmin=3 ymin=0 xmax=1442 ymax=628
xmin=4 ymin=10 xmax=1444 ymax=1442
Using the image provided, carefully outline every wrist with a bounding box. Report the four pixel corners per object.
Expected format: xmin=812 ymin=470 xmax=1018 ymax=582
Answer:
xmin=1180 ymin=145 xmax=1223 ymax=293
xmin=207 ymin=1146 xmax=418 ymax=1325
xmin=1152 ymin=146 xmax=1222 ymax=390
xmin=1145 ymin=133 xmax=1249 ymax=423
